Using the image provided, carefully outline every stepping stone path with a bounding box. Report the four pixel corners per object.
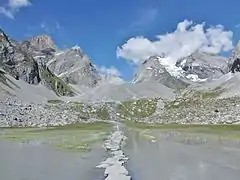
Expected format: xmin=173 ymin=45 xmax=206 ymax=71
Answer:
xmin=96 ymin=124 xmax=131 ymax=180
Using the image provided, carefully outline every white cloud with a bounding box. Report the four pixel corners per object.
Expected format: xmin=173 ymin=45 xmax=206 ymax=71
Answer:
xmin=117 ymin=20 xmax=233 ymax=65
xmin=98 ymin=66 xmax=122 ymax=77
xmin=9 ymin=0 xmax=31 ymax=9
xmin=0 ymin=0 xmax=31 ymax=19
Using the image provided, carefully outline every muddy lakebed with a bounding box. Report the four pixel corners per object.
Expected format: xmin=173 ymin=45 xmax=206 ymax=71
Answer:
xmin=1 ymin=122 xmax=240 ymax=180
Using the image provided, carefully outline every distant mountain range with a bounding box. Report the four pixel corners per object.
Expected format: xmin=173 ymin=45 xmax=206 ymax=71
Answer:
xmin=1 ymin=27 xmax=240 ymax=99
xmin=1 ymin=28 xmax=240 ymax=126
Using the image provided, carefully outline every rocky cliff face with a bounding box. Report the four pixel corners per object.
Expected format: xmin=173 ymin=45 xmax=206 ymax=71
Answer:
xmin=28 ymin=35 xmax=56 ymax=51
xmin=176 ymin=51 xmax=228 ymax=81
xmin=47 ymin=46 xmax=101 ymax=87
xmin=0 ymin=29 xmax=41 ymax=84
xmin=228 ymin=41 xmax=240 ymax=73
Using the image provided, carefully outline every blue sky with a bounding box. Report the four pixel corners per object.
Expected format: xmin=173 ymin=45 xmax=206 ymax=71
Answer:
xmin=1 ymin=0 xmax=240 ymax=80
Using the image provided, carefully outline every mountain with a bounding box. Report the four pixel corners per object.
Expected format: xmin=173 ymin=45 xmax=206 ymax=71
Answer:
xmin=69 ymin=80 xmax=175 ymax=102
xmin=2 ymin=27 xmax=240 ymax=127
xmin=133 ymin=51 xmax=229 ymax=89
xmin=175 ymin=51 xmax=228 ymax=81
xmin=28 ymin=35 xmax=56 ymax=51
xmin=47 ymin=46 xmax=101 ymax=87
xmin=133 ymin=55 xmax=189 ymax=89
xmin=0 ymin=28 xmax=74 ymax=97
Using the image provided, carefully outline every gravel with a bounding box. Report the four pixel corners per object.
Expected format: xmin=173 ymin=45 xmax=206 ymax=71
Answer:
xmin=0 ymin=97 xmax=95 ymax=127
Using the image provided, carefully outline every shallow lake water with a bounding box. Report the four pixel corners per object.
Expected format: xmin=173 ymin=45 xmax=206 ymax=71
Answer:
xmin=124 ymin=129 xmax=240 ymax=180
xmin=0 ymin=140 xmax=106 ymax=180
xmin=1 ymin=127 xmax=240 ymax=180
xmin=0 ymin=127 xmax=109 ymax=180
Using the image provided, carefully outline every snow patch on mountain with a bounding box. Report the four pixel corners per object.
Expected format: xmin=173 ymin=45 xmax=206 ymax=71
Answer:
xmin=150 ymin=55 xmax=207 ymax=82
xmin=186 ymin=74 xmax=207 ymax=82
xmin=155 ymin=56 xmax=184 ymax=78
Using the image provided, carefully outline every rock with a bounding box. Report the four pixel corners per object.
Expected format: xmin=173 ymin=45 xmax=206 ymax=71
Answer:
xmin=105 ymin=164 xmax=128 ymax=176
xmin=28 ymin=35 xmax=56 ymax=51
xmin=230 ymin=58 xmax=240 ymax=73
xmin=0 ymin=29 xmax=41 ymax=84
xmin=105 ymin=174 xmax=131 ymax=180
xmin=0 ymin=97 xmax=97 ymax=127
xmin=96 ymin=125 xmax=131 ymax=180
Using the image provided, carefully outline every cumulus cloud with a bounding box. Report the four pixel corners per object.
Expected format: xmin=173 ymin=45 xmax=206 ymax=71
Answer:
xmin=98 ymin=66 xmax=122 ymax=77
xmin=0 ymin=0 xmax=31 ymax=19
xmin=117 ymin=20 xmax=233 ymax=65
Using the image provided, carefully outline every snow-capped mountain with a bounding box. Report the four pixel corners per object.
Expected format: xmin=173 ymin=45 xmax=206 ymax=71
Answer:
xmin=1 ymin=26 xmax=240 ymax=102
xmin=133 ymin=55 xmax=188 ymax=89
xmin=133 ymin=50 xmax=230 ymax=87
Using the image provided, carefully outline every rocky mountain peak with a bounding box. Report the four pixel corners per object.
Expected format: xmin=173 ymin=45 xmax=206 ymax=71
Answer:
xmin=47 ymin=46 xmax=101 ymax=87
xmin=133 ymin=55 xmax=188 ymax=89
xmin=70 ymin=45 xmax=82 ymax=53
xmin=29 ymin=35 xmax=56 ymax=51
xmin=133 ymin=56 xmax=166 ymax=83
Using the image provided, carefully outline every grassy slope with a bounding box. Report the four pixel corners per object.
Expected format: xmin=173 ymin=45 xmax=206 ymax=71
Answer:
xmin=47 ymin=98 xmax=159 ymax=121
xmin=40 ymin=66 xmax=75 ymax=97
xmin=117 ymin=98 xmax=158 ymax=119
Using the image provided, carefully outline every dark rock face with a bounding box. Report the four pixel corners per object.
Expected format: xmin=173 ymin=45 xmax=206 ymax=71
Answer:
xmin=227 ymin=41 xmax=240 ymax=72
xmin=0 ymin=29 xmax=41 ymax=84
xmin=230 ymin=58 xmax=240 ymax=73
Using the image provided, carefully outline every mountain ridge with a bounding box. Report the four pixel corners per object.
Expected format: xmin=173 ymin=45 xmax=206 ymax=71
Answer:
xmin=1 ymin=28 xmax=240 ymax=127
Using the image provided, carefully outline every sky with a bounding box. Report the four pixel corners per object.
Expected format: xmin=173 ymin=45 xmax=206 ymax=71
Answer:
xmin=0 ymin=0 xmax=240 ymax=80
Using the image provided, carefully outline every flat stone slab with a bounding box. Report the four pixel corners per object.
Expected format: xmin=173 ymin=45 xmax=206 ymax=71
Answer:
xmin=105 ymin=164 xmax=129 ymax=176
